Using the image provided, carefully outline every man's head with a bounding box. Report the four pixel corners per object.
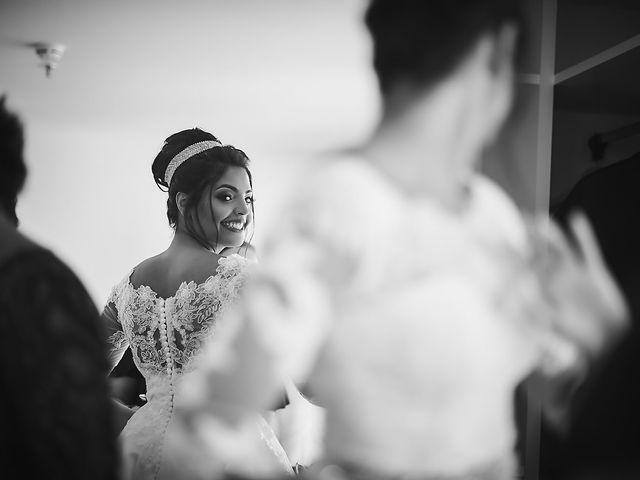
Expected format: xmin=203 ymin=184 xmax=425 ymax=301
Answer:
xmin=365 ymin=0 xmax=524 ymax=97
xmin=0 ymin=96 xmax=26 ymax=226
xmin=365 ymin=0 xmax=525 ymax=156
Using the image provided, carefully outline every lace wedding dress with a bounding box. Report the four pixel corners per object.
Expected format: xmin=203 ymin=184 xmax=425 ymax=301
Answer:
xmin=103 ymin=254 xmax=292 ymax=480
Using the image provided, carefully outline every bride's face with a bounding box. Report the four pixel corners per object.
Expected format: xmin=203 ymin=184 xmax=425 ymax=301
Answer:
xmin=198 ymin=165 xmax=253 ymax=252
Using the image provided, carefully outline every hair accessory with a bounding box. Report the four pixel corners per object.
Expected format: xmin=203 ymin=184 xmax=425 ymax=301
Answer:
xmin=164 ymin=140 xmax=222 ymax=185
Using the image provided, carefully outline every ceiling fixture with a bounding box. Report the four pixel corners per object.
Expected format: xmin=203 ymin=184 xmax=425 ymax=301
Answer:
xmin=30 ymin=42 xmax=66 ymax=77
xmin=0 ymin=37 xmax=66 ymax=78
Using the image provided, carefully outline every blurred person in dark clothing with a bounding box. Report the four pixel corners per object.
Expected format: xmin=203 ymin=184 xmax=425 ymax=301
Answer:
xmin=0 ymin=95 xmax=119 ymax=480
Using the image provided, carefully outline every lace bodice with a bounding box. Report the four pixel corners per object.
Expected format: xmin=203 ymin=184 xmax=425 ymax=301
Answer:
xmin=102 ymin=254 xmax=294 ymax=479
xmin=104 ymin=254 xmax=250 ymax=377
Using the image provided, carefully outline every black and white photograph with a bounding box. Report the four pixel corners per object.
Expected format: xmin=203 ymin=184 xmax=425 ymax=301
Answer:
xmin=1 ymin=1 xmax=639 ymax=479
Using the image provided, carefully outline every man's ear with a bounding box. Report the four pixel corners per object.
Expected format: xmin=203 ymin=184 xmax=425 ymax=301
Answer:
xmin=176 ymin=192 xmax=189 ymax=217
xmin=490 ymin=22 xmax=518 ymax=76
xmin=480 ymin=22 xmax=518 ymax=148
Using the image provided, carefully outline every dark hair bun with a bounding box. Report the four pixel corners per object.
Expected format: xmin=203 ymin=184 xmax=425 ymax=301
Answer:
xmin=151 ymin=128 xmax=220 ymax=190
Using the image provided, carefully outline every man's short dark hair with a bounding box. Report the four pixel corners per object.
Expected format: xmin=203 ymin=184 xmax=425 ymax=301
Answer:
xmin=365 ymin=0 xmax=525 ymax=95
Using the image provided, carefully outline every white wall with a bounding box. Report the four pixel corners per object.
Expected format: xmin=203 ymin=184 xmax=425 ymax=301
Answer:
xmin=2 ymin=0 xmax=379 ymax=304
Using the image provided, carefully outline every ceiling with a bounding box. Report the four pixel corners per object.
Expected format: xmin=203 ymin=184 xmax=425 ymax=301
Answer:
xmin=0 ymin=0 xmax=378 ymax=153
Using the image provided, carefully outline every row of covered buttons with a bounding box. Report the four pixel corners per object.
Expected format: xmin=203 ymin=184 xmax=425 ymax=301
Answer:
xmin=157 ymin=299 xmax=175 ymax=383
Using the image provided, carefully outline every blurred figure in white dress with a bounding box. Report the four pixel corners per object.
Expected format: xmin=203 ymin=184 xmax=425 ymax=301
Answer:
xmin=167 ymin=1 xmax=628 ymax=479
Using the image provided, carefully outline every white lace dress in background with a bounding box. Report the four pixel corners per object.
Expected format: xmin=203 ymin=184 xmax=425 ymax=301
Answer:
xmin=103 ymin=254 xmax=292 ymax=480
xmin=225 ymin=157 xmax=584 ymax=480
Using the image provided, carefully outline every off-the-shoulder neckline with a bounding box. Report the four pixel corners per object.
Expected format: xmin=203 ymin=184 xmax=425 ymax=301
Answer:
xmin=125 ymin=253 xmax=246 ymax=302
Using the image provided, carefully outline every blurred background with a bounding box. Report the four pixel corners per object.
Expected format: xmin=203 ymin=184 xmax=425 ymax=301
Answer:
xmin=0 ymin=0 xmax=379 ymax=303
xmin=3 ymin=0 xmax=640 ymax=310
xmin=3 ymin=1 xmax=640 ymax=479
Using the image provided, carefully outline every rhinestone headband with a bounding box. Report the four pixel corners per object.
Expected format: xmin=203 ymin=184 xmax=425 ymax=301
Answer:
xmin=164 ymin=140 xmax=223 ymax=185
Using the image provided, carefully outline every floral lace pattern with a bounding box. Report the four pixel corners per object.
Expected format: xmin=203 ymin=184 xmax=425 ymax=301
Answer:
xmin=105 ymin=254 xmax=250 ymax=376
xmin=107 ymin=330 xmax=127 ymax=350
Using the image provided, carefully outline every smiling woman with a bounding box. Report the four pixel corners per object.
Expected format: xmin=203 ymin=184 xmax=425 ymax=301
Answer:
xmin=196 ymin=168 xmax=254 ymax=251
xmin=100 ymin=128 xmax=293 ymax=479
xmin=152 ymin=128 xmax=255 ymax=256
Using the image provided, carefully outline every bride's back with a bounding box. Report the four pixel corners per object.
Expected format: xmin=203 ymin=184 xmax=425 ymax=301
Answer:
xmin=129 ymin=248 xmax=223 ymax=300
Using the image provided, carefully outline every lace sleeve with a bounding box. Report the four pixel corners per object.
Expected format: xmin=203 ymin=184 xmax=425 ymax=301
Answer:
xmin=102 ymin=275 xmax=130 ymax=372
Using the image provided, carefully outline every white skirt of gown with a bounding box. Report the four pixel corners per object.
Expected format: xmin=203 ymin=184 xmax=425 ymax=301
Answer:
xmin=118 ymin=376 xmax=294 ymax=480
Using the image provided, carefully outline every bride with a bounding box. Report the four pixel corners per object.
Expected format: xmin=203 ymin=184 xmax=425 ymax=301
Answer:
xmin=102 ymin=128 xmax=293 ymax=479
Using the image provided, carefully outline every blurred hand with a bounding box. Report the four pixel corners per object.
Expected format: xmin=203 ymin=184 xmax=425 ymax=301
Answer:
xmin=220 ymin=243 xmax=258 ymax=261
xmin=530 ymin=211 xmax=628 ymax=364
xmin=522 ymin=211 xmax=629 ymax=429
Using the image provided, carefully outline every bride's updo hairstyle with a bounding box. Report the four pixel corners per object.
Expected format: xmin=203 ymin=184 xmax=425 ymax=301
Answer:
xmin=152 ymin=128 xmax=254 ymax=251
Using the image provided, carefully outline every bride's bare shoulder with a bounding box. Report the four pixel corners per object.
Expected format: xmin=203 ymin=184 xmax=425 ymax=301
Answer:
xmin=129 ymin=250 xmax=223 ymax=295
